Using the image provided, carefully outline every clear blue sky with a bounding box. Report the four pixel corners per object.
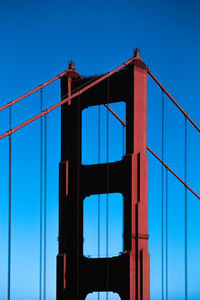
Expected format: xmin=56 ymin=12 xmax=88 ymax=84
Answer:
xmin=1 ymin=0 xmax=200 ymax=300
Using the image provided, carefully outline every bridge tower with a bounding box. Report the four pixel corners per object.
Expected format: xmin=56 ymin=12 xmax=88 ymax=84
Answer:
xmin=57 ymin=50 xmax=150 ymax=300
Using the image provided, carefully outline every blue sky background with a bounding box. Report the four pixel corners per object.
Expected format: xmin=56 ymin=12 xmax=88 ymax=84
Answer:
xmin=1 ymin=0 xmax=200 ymax=299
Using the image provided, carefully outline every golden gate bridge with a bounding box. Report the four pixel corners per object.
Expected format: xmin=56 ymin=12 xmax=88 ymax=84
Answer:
xmin=1 ymin=49 xmax=200 ymax=300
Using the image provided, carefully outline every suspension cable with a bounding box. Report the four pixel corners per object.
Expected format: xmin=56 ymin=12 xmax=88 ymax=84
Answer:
xmin=0 ymin=56 xmax=136 ymax=141
xmin=0 ymin=70 xmax=69 ymax=112
xmin=0 ymin=55 xmax=135 ymax=115
xmin=106 ymin=77 xmax=110 ymax=300
xmin=166 ymin=168 xmax=168 ymax=300
xmin=185 ymin=117 xmax=188 ymax=300
xmin=1 ymin=57 xmax=200 ymax=147
xmin=98 ymin=104 xmax=101 ymax=258
xmin=161 ymin=90 xmax=164 ymax=300
xmin=1 ymin=56 xmax=198 ymax=139
xmin=77 ymin=94 xmax=81 ymax=300
xmin=98 ymin=104 xmax=101 ymax=300
xmin=122 ymin=125 xmax=125 ymax=156
xmin=43 ymin=115 xmax=47 ymax=300
xmin=147 ymin=146 xmax=200 ymax=200
xmin=147 ymin=68 xmax=200 ymax=134
xmin=2 ymin=54 xmax=198 ymax=300
xmin=122 ymin=124 xmax=125 ymax=251
xmin=8 ymin=106 xmax=12 ymax=300
xmin=39 ymin=89 xmax=43 ymax=300
xmin=104 ymin=104 xmax=126 ymax=127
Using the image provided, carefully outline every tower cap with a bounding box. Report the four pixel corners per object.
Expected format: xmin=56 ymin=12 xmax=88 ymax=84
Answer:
xmin=134 ymin=48 xmax=140 ymax=58
xmin=68 ymin=60 xmax=75 ymax=70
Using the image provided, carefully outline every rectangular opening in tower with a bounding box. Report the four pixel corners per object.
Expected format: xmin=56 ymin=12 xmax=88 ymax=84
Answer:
xmin=82 ymin=102 xmax=126 ymax=165
xmin=85 ymin=292 xmax=121 ymax=300
xmin=83 ymin=193 xmax=123 ymax=258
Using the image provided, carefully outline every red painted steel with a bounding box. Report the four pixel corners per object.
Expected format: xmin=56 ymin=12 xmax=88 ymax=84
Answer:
xmin=147 ymin=68 xmax=200 ymax=133
xmin=90 ymin=101 xmax=200 ymax=202
xmin=0 ymin=70 xmax=70 ymax=112
xmin=74 ymin=102 xmax=200 ymax=201
xmin=147 ymin=146 xmax=200 ymax=200
xmin=104 ymin=104 xmax=126 ymax=126
xmin=0 ymin=56 xmax=137 ymax=141
xmin=57 ymin=49 xmax=150 ymax=300
xmin=130 ymin=49 xmax=150 ymax=300
xmin=95 ymin=104 xmax=200 ymax=201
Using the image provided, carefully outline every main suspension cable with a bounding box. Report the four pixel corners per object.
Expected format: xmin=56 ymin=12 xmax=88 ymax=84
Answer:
xmin=0 ymin=56 xmax=136 ymax=141
xmin=104 ymin=104 xmax=126 ymax=127
xmin=0 ymin=55 xmax=135 ymax=116
xmin=0 ymin=70 xmax=69 ymax=112
xmin=147 ymin=68 xmax=200 ymax=134
xmin=147 ymin=146 xmax=200 ymax=200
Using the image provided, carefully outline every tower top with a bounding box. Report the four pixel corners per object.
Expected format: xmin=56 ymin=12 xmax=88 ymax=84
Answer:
xmin=68 ymin=60 xmax=75 ymax=70
xmin=66 ymin=60 xmax=80 ymax=79
xmin=134 ymin=48 xmax=140 ymax=58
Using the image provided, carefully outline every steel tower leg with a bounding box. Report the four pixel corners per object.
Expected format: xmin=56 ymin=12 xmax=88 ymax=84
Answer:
xmin=57 ymin=50 xmax=150 ymax=300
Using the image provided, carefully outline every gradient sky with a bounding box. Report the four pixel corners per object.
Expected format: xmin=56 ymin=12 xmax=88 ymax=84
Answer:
xmin=1 ymin=1 xmax=200 ymax=300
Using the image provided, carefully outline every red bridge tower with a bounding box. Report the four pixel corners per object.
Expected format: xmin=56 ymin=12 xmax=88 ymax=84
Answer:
xmin=57 ymin=49 xmax=150 ymax=300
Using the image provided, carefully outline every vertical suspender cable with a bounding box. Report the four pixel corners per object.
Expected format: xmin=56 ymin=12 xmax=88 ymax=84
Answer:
xmin=166 ymin=168 xmax=168 ymax=300
xmin=122 ymin=124 xmax=125 ymax=252
xmin=161 ymin=91 xmax=164 ymax=300
xmin=161 ymin=90 xmax=164 ymax=300
xmin=77 ymin=95 xmax=81 ymax=300
xmin=122 ymin=125 xmax=125 ymax=157
xmin=106 ymin=78 xmax=110 ymax=300
xmin=43 ymin=115 xmax=47 ymax=300
xmin=8 ymin=106 xmax=12 ymax=300
xmin=98 ymin=105 xmax=101 ymax=300
xmin=185 ymin=117 xmax=188 ymax=300
xmin=40 ymin=89 xmax=43 ymax=300
xmin=98 ymin=104 xmax=101 ymax=257
xmin=106 ymin=101 xmax=109 ymax=260
xmin=164 ymin=91 xmax=168 ymax=300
